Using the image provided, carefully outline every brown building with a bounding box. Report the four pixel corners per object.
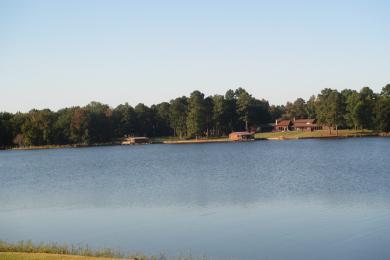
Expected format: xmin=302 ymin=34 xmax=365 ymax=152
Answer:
xmin=274 ymin=120 xmax=293 ymax=132
xmin=293 ymin=119 xmax=321 ymax=131
xmin=229 ymin=132 xmax=255 ymax=141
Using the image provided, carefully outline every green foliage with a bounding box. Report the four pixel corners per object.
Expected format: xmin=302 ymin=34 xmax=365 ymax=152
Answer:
xmin=212 ymin=95 xmax=227 ymax=136
xmin=224 ymin=89 xmax=239 ymax=132
xmin=290 ymin=98 xmax=308 ymax=119
xmin=52 ymin=108 xmax=74 ymax=144
xmin=112 ymin=103 xmax=137 ymax=138
xmin=0 ymin=240 xmax=207 ymax=260
xmin=0 ymin=240 xmax=123 ymax=258
xmin=186 ymin=91 xmax=207 ymax=138
xmin=269 ymin=105 xmax=285 ymax=121
xmin=70 ymin=107 xmax=89 ymax=144
xmin=134 ymin=103 xmax=155 ymax=137
xmin=381 ymin=84 xmax=390 ymax=97
xmin=344 ymin=90 xmax=360 ymax=128
xmin=236 ymin=88 xmax=252 ymax=130
xmin=344 ymin=88 xmax=377 ymax=130
xmin=154 ymin=102 xmax=172 ymax=137
xmin=316 ymin=88 xmax=345 ymax=133
xmin=0 ymin=112 xmax=14 ymax=146
xmin=21 ymin=109 xmax=56 ymax=146
xmin=306 ymin=95 xmax=317 ymax=119
xmin=85 ymin=102 xmax=113 ymax=144
xmin=169 ymin=97 xmax=188 ymax=138
xmin=375 ymin=85 xmax=390 ymax=132
xmin=1 ymin=85 xmax=390 ymax=148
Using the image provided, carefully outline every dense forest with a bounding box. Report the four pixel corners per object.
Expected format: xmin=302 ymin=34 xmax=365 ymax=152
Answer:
xmin=1 ymin=85 xmax=390 ymax=147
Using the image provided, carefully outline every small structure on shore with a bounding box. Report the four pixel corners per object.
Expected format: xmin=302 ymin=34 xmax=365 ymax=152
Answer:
xmin=122 ymin=137 xmax=150 ymax=145
xmin=274 ymin=119 xmax=293 ymax=132
xmin=229 ymin=132 xmax=255 ymax=141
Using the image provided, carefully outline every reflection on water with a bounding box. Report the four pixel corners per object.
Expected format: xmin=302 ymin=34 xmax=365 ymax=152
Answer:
xmin=1 ymin=138 xmax=390 ymax=259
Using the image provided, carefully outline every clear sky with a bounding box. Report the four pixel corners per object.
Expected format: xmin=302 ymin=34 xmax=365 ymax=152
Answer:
xmin=1 ymin=0 xmax=390 ymax=112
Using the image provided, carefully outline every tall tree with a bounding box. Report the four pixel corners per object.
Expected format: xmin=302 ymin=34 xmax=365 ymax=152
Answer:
xmin=70 ymin=107 xmax=89 ymax=144
xmin=224 ymin=89 xmax=239 ymax=132
xmin=112 ymin=103 xmax=137 ymax=137
xmin=357 ymin=87 xmax=376 ymax=129
xmin=375 ymin=85 xmax=390 ymax=132
xmin=186 ymin=91 xmax=206 ymax=138
xmin=52 ymin=108 xmax=73 ymax=144
xmin=0 ymin=112 xmax=14 ymax=147
xmin=381 ymin=84 xmax=390 ymax=97
xmin=169 ymin=97 xmax=188 ymax=138
xmin=290 ymin=98 xmax=308 ymax=119
xmin=134 ymin=103 xmax=154 ymax=137
xmin=269 ymin=105 xmax=285 ymax=121
xmin=236 ymin=88 xmax=252 ymax=131
xmin=345 ymin=91 xmax=360 ymax=129
xmin=154 ymin=102 xmax=172 ymax=137
xmin=316 ymin=89 xmax=345 ymax=135
xmin=306 ymin=95 xmax=317 ymax=119
xmin=85 ymin=102 xmax=113 ymax=143
xmin=22 ymin=109 xmax=55 ymax=146
xmin=249 ymin=99 xmax=271 ymax=125
xmin=212 ymin=95 xmax=227 ymax=136
xmin=10 ymin=112 xmax=28 ymax=146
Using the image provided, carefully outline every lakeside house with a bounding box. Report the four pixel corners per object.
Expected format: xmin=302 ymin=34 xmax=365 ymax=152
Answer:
xmin=293 ymin=119 xmax=322 ymax=131
xmin=229 ymin=132 xmax=255 ymax=141
xmin=122 ymin=137 xmax=150 ymax=145
xmin=274 ymin=118 xmax=322 ymax=132
xmin=274 ymin=120 xmax=293 ymax=132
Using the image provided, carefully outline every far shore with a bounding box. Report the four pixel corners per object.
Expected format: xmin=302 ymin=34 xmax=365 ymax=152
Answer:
xmin=255 ymin=129 xmax=388 ymax=140
xmin=1 ymin=130 xmax=388 ymax=151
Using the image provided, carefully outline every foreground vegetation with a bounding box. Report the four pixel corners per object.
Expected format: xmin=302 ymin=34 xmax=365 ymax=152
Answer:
xmin=0 ymin=252 xmax=120 ymax=260
xmin=0 ymin=241 xmax=204 ymax=260
xmin=1 ymin=85 xmax=390 ymax=148
xmin=0 ymin=241 xmax=124 ymax=259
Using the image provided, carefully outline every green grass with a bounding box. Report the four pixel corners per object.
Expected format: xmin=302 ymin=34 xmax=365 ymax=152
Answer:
xmin=0 ymin=241 xmax=206 ymax=260
xmin=255 ymin=129 xmax=377 ymax=139
xmin=150 ymin=136 xmax=183 ymax=143
xmin=0 ymin=252 xmax=121 ymax=260
xmin=0 ymin=252 xmax=202 ymax=260
xmin=0 ymin=241 xmax=124 ymax=259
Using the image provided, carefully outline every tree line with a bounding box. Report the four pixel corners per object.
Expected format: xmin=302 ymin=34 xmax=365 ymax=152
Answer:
xmin=1 ymin=85 xmax=390 ymax=147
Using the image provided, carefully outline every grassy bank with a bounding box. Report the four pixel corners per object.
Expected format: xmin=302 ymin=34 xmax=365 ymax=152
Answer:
xmin=0 ymin=253 xmax=201 ymax=260
xmin=2 ymin=142 xmax=121 ymax=151
xmin=0 ymin=252 xmax=121 ymax=260
xmin=255 ymin=129 xmax=379 ymax=140
xmin=0 ymin=241 xmax=124 ymax=259
xmin=0 ymin=241 xmax=204 ymax=260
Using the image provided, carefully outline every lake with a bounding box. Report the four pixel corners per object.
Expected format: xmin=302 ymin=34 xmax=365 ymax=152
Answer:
xmin=1 ymin=138 xmax=390 ymax=260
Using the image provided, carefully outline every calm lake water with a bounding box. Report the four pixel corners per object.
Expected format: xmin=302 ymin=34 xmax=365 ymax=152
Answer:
xmin=1 ymin=138 xmax=390 ymax=259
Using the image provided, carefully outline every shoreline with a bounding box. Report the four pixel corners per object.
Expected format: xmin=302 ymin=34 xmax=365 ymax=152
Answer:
xmin=1 ymin=131 xmax=389 ymax=151
xmin=263 ymin=133 xmax=386 ymax=140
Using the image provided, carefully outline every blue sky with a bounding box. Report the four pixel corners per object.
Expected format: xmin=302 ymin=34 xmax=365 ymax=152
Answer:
xmin=1 ymin=0 xmax=389 ymax=112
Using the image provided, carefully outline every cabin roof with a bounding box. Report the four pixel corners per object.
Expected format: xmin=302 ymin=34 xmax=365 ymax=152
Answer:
xmin=275 ymin=120 xmax=292 ymax=127
xmin=294 ymin=119 xmax=318 ymax=127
